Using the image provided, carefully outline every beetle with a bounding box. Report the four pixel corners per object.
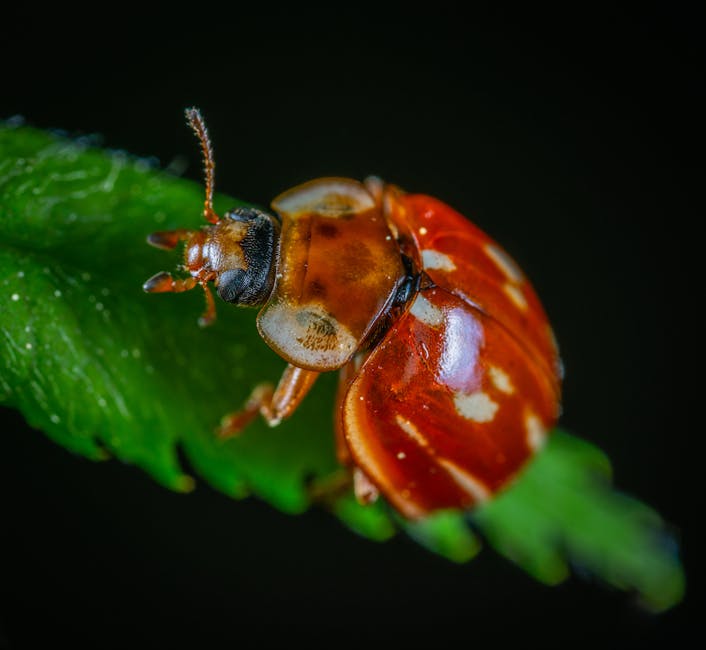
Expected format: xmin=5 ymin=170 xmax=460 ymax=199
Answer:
xmin=144 ymin=108 xmax=562 ymax=519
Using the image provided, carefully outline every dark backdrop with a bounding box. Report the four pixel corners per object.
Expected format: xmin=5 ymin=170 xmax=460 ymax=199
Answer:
xmin=1 ymin=6 xmax=700 ymax=647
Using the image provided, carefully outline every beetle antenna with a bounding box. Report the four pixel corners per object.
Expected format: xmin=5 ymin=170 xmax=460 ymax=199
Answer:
xmin=185 ymin=107 xmax=219 ymax=224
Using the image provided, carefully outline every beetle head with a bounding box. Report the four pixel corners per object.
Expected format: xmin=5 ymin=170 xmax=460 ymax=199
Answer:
xmin=143 ymin=109 xmax=279 ymax=326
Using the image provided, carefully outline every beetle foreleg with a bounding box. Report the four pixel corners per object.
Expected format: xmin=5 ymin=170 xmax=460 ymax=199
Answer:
xmin=146 ymin=229 xmax=193 ymax=250
xmin=197 ymin=282 xmax=217 ymax=328
xmin=217 ymin=364 xmax=320 ymax=439
xmin=142 ymin=272 xmax=197 ymax=293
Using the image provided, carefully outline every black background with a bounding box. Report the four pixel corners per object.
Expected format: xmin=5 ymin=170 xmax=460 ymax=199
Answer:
xmin=1 ymin=6 xmax=701 ymax=647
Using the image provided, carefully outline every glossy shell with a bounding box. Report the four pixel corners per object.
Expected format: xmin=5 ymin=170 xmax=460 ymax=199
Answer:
xmin=336 ymin=187 xmax=562 ymax=519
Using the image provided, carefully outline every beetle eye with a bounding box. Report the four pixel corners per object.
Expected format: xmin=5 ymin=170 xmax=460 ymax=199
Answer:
xmin=217 ymin=269 xmax=249 ymax=303
xmin=225 ymin=206 xmax=281 ymax=225
xmin=224 ymin=207 xmax=261 ymax=223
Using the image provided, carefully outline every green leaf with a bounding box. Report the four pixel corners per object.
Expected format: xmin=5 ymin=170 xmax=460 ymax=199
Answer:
xmin=0 ymin=123 xmax=684 ymax=610
xmin=403 ymin=510 xmax=482 ymax=563
xmin=473 ymin=432 xmax=685 ymax=612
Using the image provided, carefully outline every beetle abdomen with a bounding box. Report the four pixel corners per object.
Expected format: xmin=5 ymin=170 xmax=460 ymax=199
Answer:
xmin=341 ymin=285 xmax=559 ymax=518
xmin=389 ymin=193 xmax=562 ymax=395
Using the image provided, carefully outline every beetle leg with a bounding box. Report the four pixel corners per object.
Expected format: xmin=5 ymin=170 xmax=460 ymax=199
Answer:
xmin=217 ymin=382 xmax=274 ymax=437
xmin=197 ymin=282 xmax=217 ymax=328
xmin=306 ymin=468 xmax=353 ymax=504
xmin=353 ymin=467 xmax=380 ymax=504
xmin=146 ymin=229 xmax=193 ymax=250
xmin=143 ymin=272 xmax=197 ymax=293
xmin=306 ymin=467 xmax=379 ymax=507
xmin=217 ymin=364 xmax=320 ymax=439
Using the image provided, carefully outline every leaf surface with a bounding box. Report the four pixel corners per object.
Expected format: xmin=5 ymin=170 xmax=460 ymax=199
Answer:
xmin=0 ymin=124 xmax=684 ymax=610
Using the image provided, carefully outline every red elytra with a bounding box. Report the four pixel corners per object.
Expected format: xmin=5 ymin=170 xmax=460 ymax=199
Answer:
xmin=144 ymin=109 xmax=562 ymax=520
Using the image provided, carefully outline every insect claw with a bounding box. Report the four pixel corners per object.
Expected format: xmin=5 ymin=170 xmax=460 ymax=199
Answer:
xmin=143 ymin=271 xmax=174 ymax=293
xmin=216 ymin=414 xmax=247 ymax=440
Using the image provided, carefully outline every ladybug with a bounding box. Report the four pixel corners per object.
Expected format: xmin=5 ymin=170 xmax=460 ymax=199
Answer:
xmin=144 ymin=108 xmax=562 ymax=519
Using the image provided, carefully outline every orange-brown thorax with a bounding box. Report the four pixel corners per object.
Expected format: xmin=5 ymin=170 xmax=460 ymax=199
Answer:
xmin=257 ymin=178 xmax=409 ymax=371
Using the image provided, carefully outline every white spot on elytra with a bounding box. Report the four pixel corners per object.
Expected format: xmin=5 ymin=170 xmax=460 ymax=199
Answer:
xmin=409 ymin=294 xmax=444 ymax=327
xmin=525 ymin=412 xmax=547 ymax=451
xmin=454 ymin=391 xmax=499 ymax=423
xmin=11 ymin=293 xmax=20 ymax=301
xmin=422 ymin=249 xmax=457 ymax=272
xmin=438 ymin=458 xmax=491 ymax=503
xmin=395 ymin=415 xmax=430 ymax=448
xmin=397 ymin=451 xmax=407 ymax=460
xmin=485 ymin=243 xmax=524 ymax=283
xmin=503 ymin=283 xmax=528 ymax=311
xmin=488 ymin=365 xmax=514 ymax=395
xmin=418 ymin=226 xmax=428 ymax=235
xmin=25 ymin=342 xmax=32 ymax=350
